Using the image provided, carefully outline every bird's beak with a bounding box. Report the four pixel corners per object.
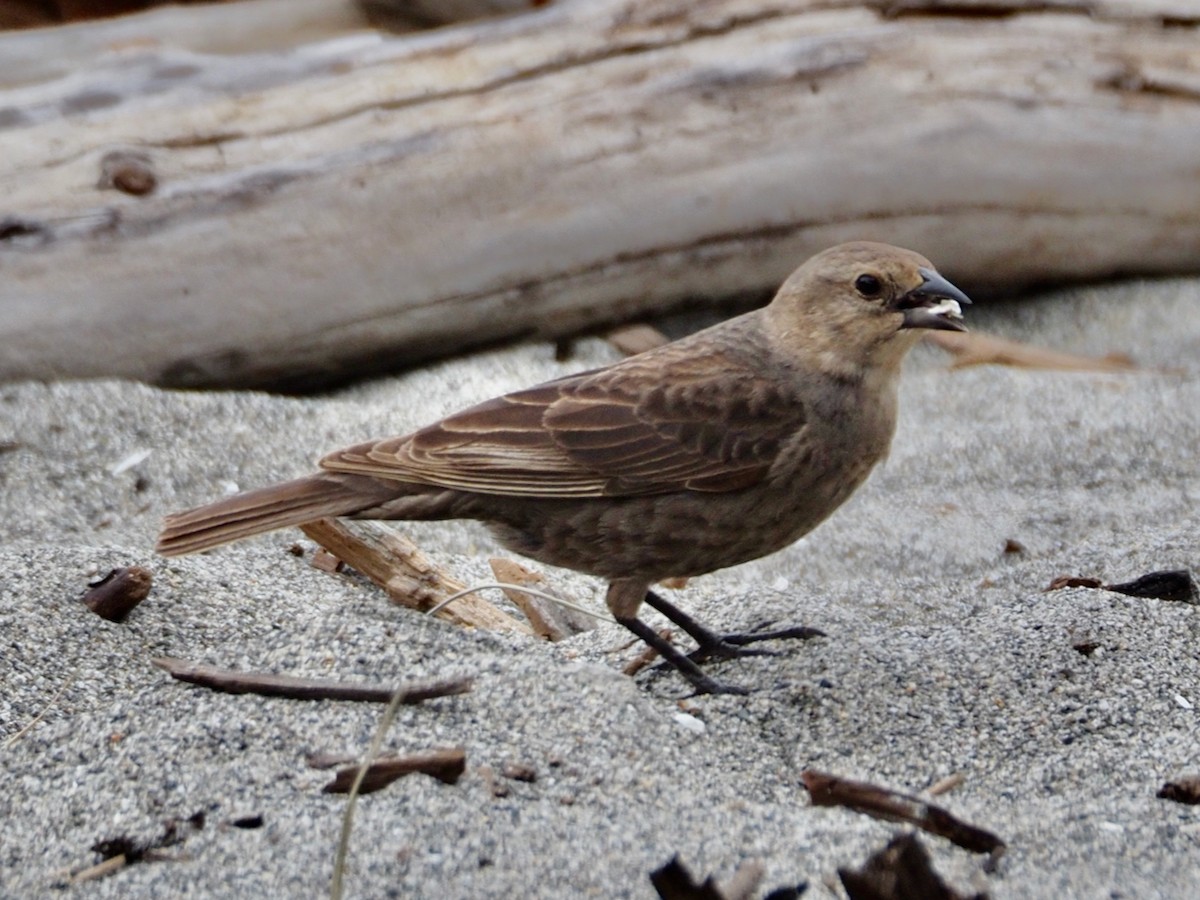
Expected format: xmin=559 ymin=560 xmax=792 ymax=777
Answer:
xmin=892 ymin=268 xmax=972 ymax=332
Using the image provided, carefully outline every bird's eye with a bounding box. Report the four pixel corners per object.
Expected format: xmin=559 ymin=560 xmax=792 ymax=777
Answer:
xmin=854 ymin=274 xmax=883 ymax=298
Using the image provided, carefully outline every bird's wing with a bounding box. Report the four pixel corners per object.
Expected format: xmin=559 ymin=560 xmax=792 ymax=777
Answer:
xmin=320 ymin=345 xmax=806 ymax=498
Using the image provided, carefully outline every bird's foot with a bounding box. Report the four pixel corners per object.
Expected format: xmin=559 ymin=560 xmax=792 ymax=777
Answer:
xmin=641 ymin=590 xmax=826 ymax=663
xmin=685 ymin=627 xmax=825 ymax=663
xmin=616 ymin=615 xmax=750 ymax=696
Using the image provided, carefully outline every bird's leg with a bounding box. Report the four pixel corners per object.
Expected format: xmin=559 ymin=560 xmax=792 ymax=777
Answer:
xmin=606 ymin=579 xmax=747 ymax=695
xmin=643 ymin=590 xmax=825 ymax=663
xmin=614 ymin=615 xmax=748 ymax=696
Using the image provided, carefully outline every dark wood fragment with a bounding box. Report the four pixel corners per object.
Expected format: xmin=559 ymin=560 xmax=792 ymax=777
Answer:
xmin=323 ymin=747 xmax=466 ymax=794
xmin=152 ymin=657 xmax=472 ymax=704
xmin=649 ymin=856 xmax=728 ymax=900
xmin=1105 ymin=570 xmax=1197 ymax=604
xmin=500 ymin=761 xmax=537 ymax=783
xmin=801 ymin=770 xmax=1005 ymax=856
xmin=1072 ymin=640 xmax=1101 ymax=657
xmin=1157 ymin=776 xmax=1200 ymax=805
xmin=81 ymin=565 xmax=152 ymax=622
xmin=838 ymin=834 xmax=987 ymax=900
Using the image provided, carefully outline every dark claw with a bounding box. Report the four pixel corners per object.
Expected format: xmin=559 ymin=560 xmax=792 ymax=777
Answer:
xmin=722 ymin=626 xmax=827 ymax=645
xmin=686 ymin=676 xmax=750 ymax=697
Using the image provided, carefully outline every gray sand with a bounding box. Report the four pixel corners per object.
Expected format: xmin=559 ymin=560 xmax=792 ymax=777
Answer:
xmin=2 ymin=281 xmax=1198 ymax=898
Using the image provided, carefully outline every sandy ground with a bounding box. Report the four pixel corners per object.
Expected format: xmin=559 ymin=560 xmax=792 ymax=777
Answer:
xmin=2 ymin=279 xmax=1198 ymax=898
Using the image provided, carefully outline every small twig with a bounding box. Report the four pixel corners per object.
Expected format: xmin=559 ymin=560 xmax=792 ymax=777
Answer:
xmin=323 ymin=748 xmax=467 ymax=794
xmin=70 ymin=854 xmax=127 ymax=884
xmin=424 ymin=581 xmax=612 ymax=624
xmin=3 ymin=670 xmax=78 ymax=748
xmin=81 ymin=566 xmax=152 ymax=622
xmin=152 ymin=657 xmax=472 ymax=704
xmin=488 ymin=558 xmax=596 ymax=640
xmin=801 ymin=770 xmax=1005 ymax=858
xmin=927 ymin=772 xmax=966 ymax=797
xmin=623 ymin=629 xmax=672 ymax=676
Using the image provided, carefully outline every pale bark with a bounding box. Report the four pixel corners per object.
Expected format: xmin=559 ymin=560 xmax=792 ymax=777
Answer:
xmin=1 ymin=0 xmax=1198 ymax=389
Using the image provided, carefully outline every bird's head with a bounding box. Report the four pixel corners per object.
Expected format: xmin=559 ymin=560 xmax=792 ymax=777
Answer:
xmin=764 ymin=241 xmax=971 ymax=377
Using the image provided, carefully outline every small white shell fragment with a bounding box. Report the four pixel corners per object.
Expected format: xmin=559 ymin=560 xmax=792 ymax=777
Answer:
xmin=1174 ymin=693 xmax=1193 ymax=710
xmin=673 ymin=711 xmax=706 ymax=735
xmin=110 ymin=448 xmax=152 ymax=475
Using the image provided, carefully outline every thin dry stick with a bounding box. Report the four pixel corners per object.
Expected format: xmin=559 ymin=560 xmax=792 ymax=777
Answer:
xmin=424 ymin=582 xmax=611 ymax=623
xmin=3 ymin=670 xmax=78 ymax=749
xmin=152 ymin=657 xmax=472 ymax=704
xmin=488 ymin=557 xmax=595 ymax=641
xmin=801 ymin=769 xmax=1005 ymax=856
xmin=69 ymin=854 xmax=127 ymax=884
xmin=331 ymin=687 xmax=408 ymax=900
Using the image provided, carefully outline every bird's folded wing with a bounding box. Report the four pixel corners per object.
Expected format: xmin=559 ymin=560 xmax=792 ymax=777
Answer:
xmin=320 ymin=352 xmax=806 ymax=499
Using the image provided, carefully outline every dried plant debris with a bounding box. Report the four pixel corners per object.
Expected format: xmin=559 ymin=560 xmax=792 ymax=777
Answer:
xmin=1157 ymin=776 xmax=1200 ymax=805
xmin=488 ymin=557 xmax=595 ymax=640
xmin=153 ymin=657 xmax=473 ymax=704
xmin=500 ymin=761 xmax=537 ymax=783
xmin=299 ymin=518 xmax=530 ymax=633
xmin=67 ymin=810 xmax=207 ymax=884
xmin=1105 ymin=570 xmax=1197 ymax=604
xmin=323 ymin=747 xmax=466 ymax=794
xmin=81 ymin=565 xmax=152 ymax=622
xmin=1072 ymin=640 xmax=1102 ymax=657
xmin=650 ymin=855 xmax=806 ymax=900
xmin=925 ymin=330 xmax=1137 ymax=373
xmin=839 ymin=834 xmax=987 ymax=900
xmin=801 ymin=770 xmax=1005 ymax=858
xmin=1045 ymin=569 xmax=1197 ymax=604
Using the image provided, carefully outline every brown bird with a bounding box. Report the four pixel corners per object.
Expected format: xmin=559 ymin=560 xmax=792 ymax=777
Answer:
xmin=158 ymin=242 xmax=969 ymax=694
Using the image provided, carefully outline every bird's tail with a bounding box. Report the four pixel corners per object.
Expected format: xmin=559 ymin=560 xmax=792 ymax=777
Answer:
xmin=156 ymin=473 xmax=392 ymax=557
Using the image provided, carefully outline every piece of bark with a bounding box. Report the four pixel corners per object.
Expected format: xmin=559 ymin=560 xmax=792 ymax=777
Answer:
xmin=3 ymin=1 xmax=1200 ymax=390
xmin=487 ymin=557 xmax=594 ymax=640
xmin=323 ymin=747 xmax=466 ymax=794
xmin=1044 ymin=569 xmax=1198 ymax=603
xmin=801 ymin=770 xmax=1005 ymax=857
xmin=1105 ymin=569 xmax=1197 ymax=604
xmin=152 ymin=656 xmax=473 ymax=703
xmin=925 ymin=331 xmax=1139 ymax=373
xmin=1156 ymin=776 xmax=1200 ymax=805
xmin=299 ymin=518 xmax=530 ymax=634
xmin=81 ymin=566 xmax=152 ymax=622
xmin=838 ymin=834 xmax=986 ymax=900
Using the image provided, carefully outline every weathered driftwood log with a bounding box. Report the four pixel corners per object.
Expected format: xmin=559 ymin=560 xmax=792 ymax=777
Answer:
xmin=1 ymin=0 xmax=1198 ymax=390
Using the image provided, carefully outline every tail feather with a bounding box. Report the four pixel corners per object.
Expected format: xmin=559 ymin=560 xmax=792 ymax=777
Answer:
xmin=157 ymin=473 xmax=388 ymax=557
